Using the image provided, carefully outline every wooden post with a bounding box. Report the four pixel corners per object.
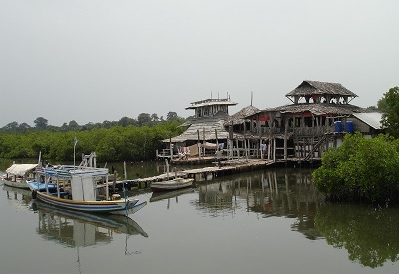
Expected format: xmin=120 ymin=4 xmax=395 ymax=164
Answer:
xmin=244 ymin=121 xmax=248 ymax=161
xmin=215 ymin=129 xmax=219 ymax=153
xmin=113 ymin=171 xmax=117 ymax=192
xmin=229 ymin=122 xmax=233 ymax=159
xmin=284 ymin=119 xmax=288 ymax=162
xmin=268 ymin=137 xmax=271 ymax=160
xmin=202 ymin=127 xmax=206 ymax=157
xmin=197 ymin=129 xmax=201 ymax=159
xmin=169 ymin=137 xmax=173 ymax=159
xmin=165 ymin=159 xmax=170 ymax=179
xmin=236 ymin=139 xmax=239 ymax=159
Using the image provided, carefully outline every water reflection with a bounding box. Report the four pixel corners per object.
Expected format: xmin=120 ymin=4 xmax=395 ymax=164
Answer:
xmin=315 ymin=203 xmax=399 ymax=268
xmin=150 ymin=188 xmax=195 ymax=205
xmin=2 ymin=185 xmax=32 ymax=211
xmin=31 ymin=201 xmax=148 ymax=249
xmin=195 ymin=168 xmax=325 ymax=240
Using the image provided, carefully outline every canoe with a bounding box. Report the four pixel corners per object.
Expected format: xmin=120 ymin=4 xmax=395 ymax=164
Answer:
xmin=150 ymin=177 xmax=194 ymax=192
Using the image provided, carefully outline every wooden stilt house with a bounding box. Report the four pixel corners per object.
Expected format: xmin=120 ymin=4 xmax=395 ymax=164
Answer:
xmin=242 ymin=80 xmax=380 ymax=163
xmin=158 ymin=96 xmax=238 ymax=159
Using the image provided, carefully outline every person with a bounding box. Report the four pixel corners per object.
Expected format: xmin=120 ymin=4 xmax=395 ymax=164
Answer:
xmin=260 ymin=142 xmax=267 ymax=159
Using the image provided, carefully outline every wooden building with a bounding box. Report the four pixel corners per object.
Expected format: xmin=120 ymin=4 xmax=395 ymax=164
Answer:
xmin=158 ymin=96 xmax=239 ymax=159
xmin=239 ymin=80 xmax=383 ymax=163
xmin=158 ymin=80 xmax=383 ymax=163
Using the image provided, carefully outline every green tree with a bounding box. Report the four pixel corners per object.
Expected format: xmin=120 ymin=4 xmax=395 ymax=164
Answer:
xmin=34 ymin=117 xmax=48 ymax=129
xmin=313 ymin=132 xmax=399 ymax=204
xmin=68 ymin=120 xmax=80 ymax=131
xmin=19 ymin=123 xmax=31 ymax=130
xmin=151 ymin=113 xmax=159 ymax=122
xmin=380 ymin=86 xmax=399 ymax=138
xmin=118 ymin=117 xmax=138 ymax=127
xmin=2 ymin=121 xmax=19 ymax=131
xmin=377 ymin=96 xmax=388 ymax=113
xmin=166 ymin=111 xmax=178 ymax=121
xmin=138 ymin=113 xmax=151 ymax=126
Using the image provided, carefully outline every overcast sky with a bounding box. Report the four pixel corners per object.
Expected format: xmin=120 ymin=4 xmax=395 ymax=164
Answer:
xmin=1 ymin=0 xmax=398 ymax=127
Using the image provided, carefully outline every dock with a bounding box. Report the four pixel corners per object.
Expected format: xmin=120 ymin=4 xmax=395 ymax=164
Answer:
xmin=116 ymin=159 xmax=277 ymax=189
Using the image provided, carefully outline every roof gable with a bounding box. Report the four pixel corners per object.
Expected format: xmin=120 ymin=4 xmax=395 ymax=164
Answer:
xmin=286 ymin=80 xmax=358 ymax=98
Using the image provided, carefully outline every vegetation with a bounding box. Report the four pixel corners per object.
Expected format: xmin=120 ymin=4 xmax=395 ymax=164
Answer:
xmin=0 ymin=112 xmax=185 ymax=162
xmin=380 ymin=86 xmax=399 ymax=138
xmin=0 ymin=111 xmax=184 ymax=133
xmin=312 ymin=132 xmax=399 ymax=205
xmin=315 ymin=203 xmax=399 ymax=268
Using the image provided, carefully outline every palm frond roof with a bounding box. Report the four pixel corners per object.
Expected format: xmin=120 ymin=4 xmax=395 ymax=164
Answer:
xmin=224 ymin=105 xmax=259 ymax=125
xmin=286 ymin=80 xmax=358 ymax=98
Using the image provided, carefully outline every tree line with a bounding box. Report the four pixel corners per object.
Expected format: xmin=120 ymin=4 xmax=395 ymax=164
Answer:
xmin=0 ymin=111 xmax=185 ymax=133
xmin=0 ymin=113 xmax=184 ymax=162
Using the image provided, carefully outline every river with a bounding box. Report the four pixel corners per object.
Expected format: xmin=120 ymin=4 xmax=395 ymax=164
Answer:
xmin=0 ymin=160 xmax=398 ymax=274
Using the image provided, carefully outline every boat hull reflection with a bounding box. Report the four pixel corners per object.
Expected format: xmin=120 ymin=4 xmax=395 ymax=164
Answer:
xmin=32 ymin=200 xmax=148 ymax=248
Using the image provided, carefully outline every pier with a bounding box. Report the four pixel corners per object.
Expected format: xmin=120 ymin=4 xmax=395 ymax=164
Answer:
xmin=116 ymin=159 xmax=281 ymax=190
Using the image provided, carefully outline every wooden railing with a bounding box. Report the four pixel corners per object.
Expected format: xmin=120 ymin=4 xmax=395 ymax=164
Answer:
xmin=251 ymin=126 xmax=335 ymax=137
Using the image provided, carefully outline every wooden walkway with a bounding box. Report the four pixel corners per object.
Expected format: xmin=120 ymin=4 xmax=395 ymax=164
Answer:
xmin=117 ymin=159 xmax=275 ymax=189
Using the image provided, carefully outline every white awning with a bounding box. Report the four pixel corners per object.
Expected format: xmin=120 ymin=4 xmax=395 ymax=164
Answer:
xmin=6 ymin=164 xmax=38 ymax=176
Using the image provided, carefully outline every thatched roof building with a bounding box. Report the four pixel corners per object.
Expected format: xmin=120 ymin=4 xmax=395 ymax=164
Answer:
xmin=164 ymin=97 xmax=239 ymax=144
xmin=286 ymin=80 xmax=358 ymax=104
xmin=224 ymin=105 xmax=259 ymax=126
xmin=263 ymin=102 xmax=365 ymax=116
xmin=167 ymin=112 xmax=233 ymax=143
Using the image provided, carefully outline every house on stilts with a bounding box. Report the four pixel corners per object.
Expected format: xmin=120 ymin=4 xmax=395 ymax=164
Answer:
xmin=240 ymin=80 xmax=384 ymax=163
xmin=157 ymin=96 xmax=240 ymax=160
xmin=157 ymin=80 xmax=383 ymax=164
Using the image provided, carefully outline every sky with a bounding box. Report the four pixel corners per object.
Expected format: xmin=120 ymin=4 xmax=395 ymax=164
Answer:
xmin=1 ymin=0 xmax=398 ymax=127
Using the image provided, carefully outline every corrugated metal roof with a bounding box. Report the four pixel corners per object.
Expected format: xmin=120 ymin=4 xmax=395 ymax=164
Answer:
xmin=352 ymin=112 xmax=383 ymax=129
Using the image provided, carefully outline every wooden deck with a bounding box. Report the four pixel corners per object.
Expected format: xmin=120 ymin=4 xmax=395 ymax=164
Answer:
xmin=117 ymin=159 xmax=275 ymax=189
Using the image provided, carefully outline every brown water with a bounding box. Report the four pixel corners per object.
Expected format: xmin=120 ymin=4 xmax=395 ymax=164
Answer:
xmin=0 ymin=162 xmax=398 ymax=274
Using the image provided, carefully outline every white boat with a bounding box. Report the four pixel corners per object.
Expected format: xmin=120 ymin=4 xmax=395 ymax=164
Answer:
xmin=1 ymin=163 xmax=37 ymax=189
xmin=150 ymin=177 xmax=194 ymax=192
xmin=28 ymin=165 xmax=146 ymax=216
xmin=151 ymin=158 xmax=194 ymax=192
xmin=33 ymin=200 xmax=148 ymax=238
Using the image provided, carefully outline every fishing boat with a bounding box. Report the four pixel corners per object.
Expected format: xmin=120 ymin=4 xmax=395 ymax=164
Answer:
xmin=150 ymin=177 xmax=194 ymax=192
xmin=150 ymin=158 xmax=194 ymax=192
xmin=33 ymin=200 xmax=148 ymax=238
xmin=1 ymin=163 xmax=38 ymax=189
xmin=28 ymin=165 xmax=146 ymax=216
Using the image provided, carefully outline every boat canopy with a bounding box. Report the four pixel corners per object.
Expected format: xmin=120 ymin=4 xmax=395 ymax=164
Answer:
xmin=6 ymin=164 xmax=38 ymax=176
